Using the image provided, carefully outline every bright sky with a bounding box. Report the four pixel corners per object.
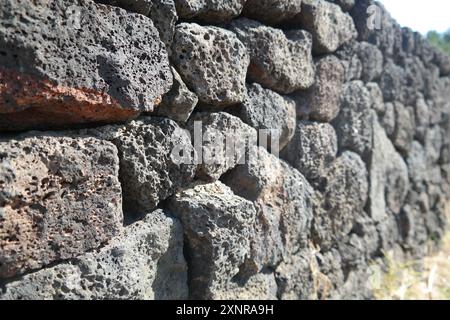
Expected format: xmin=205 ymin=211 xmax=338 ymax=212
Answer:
xmin=379 ymin=0 xmax=450 ymax=34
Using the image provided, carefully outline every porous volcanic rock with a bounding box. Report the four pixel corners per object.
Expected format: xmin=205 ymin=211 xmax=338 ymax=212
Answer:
xmin=174 ymin=0 xmax=246 ymax=23
xmin=0 ymin=0 xmax=172 ymax=131
xmin=0 ymin=210 xmax=188 ymax=300
xmin=242 ymin=0 xmax=302 ymax=25
xmin=0 ymin=134 xmax=123 ymax=278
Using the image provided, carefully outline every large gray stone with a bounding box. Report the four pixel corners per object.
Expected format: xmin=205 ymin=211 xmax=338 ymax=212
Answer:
xmin=369 ymin=116 xmax=410 ymax=222
xmin=0 ymin=0 xmax=172 ymax=131
xmin=392 ymin=102 xmax=415 ymax=155
xmin=171 ymin=23 xmax=249 ymax=108
xmin=153 ymin=67 xmax=198 ymax=123
xmin=242 ymin=0 xmax=302 ymax=25
xmin=0 ymin=210 xmax=188 ymax=300
xmin=0 ymin=134 xmax=123 ymax=278
xmin=281 ymin=121 xmax=338 ymax=183
xmin=294 ymin=55 xmax=345 ymax=122
xmin=174 ymin=0 xmax=246 ymax=22
xmin=312 ymin=151 xmax=369 ymax=250
xmin=357 ymin=42 xmax=383 ymax=82
xmin=223 ymin=146 xmax=314 ymax=273
xmin=231 ymin=83 xmax=296 ymax=151
xmin=88 ymin=117 xmax=197 ymax=213
xmin=187 ymin=112 xmax=257 ymax=181
xmin=297 ymin=0 xmax=357 ymax=54
xmin=95 ymin=0 xmax=153 ymax=15
xmin=230 ymin=18 xmax=315 ymax=94
xmin=332 ymin=81 xmax=373 ymax=156
xmin=149 ymin=0 xmax=178 ymax=51
xmin=167 ymin=181 xmax=257 ymax=300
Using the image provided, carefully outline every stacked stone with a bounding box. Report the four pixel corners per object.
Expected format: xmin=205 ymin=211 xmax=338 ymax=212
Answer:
xmin=1 ymin=0 xmax=449 ymax=300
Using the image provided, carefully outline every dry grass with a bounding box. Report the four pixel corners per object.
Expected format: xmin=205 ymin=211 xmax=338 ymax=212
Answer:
xmin=373 ymin=203 xmax=450 ymax=300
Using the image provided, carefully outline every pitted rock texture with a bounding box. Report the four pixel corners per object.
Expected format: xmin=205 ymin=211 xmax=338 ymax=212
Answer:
xmin=0 ymin=0 xmax=449 ymax=302
xmin=281 ymin=121 xmax=338 ymax=184
xmin=1 ymin=210 xmax=188 ymax=300
xmin=230 ymin=18 xmax=315 ymax=94
xmin=223 ymin=146 xmax=314 ymax=273
xmin=0 ymin=134 xmax=123 ymax=278
xmin=171 ymin=23 xmax=249 ymax=108
xmin=0 ymin=0 xmax=172 ymax=131
xmin=230 ymin=83 xmax=296 ymax=150
xmin=242 ymin=0 xmax=302 ymax=25
xmin=154 ymin=67 xmax=198 ymax=122
xmin=175 ymin=0 xmax=246 ymax=22
xmin=167 ymin=181 xmax=257 ymax=300
xmin=187 ymin=112 xmax=257 ymax=181
xmin=95 ymin=0 xmax=153 ymax=15
xmin=88 ymin=117 xmax=197 ymax=213
xmin=296 ymin=0 xmax=357 ymax=54
xmin=294 ymin=55 xmax=346 ymax=122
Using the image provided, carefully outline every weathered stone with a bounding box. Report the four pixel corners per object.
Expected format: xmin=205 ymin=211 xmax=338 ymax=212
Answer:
xmin=171 ymin=23 xmax=249 ymax=108
xmin=1 ymin=210 xmax=188 ymax=300
xmin=399 ymin=199 xmax=428 ymax=257
xmin=223 ymin=146 xmax=314 ymax=272
xmin=332 ymin=0 xmax=355 ymax=11
xmin=425 ymin=125 xmax=443 ymax=167
xmin=242 ymin=0 xmax=302 ymax=25
xmin=366 ymin=82 xmax=384 ymax=115
xmin=369 ymin=116 xmax=409 ymax=222
xmin=212 ymin=272 xmax=278 ymax=300
xmin=357 ymin=42 xmax=383 ymax=82
xmin=275 ymin=249 xmax=315 ymax=300
xmin=167 ymin=181 xmax=257 ymax=300
xmin=433 ymin=47 xmax=450 ymax=76
xmin=174 ymin=0 xmax=246 ymax=22
xmin=153 ymin=67 xmax=198 ymax=123
xmin=392 ymin=102 xmax=415 ymax=155
xmin=231 ymin=83 xmax=296 ymax=151
xmin=95 ymin=0 xmax=152 ymax=15
xmin=294 ymin=55 xmax=345 ymax=122
xmin=379 ymin=60 xmax=405 ymax=103
xmin=230 ymin=18 xmax=315 ymax=94
xmin=0 ymin=0 xmax=172 ymax=131
xmin=413 ymin=95 xmax=430 ymax=143
xmin=187 ymin=112 xmax=257 ymax=181
xmin=281 ymin=121 xmax=338 ymax=183
xmin=314 ymin=249 xmax=345 ymax=299
xmin=88 ymin=117 xmax=197 ymax=213
xmin=335 ymin=41 xmax=363 ymax=81
xmin=0 ymin=134 xmax=123 ymax=278
xmin=406 ymin=141 xmax=428 ymax=191
xmin=297 ymin=0 xmax=357 ymax=54
xmin=380 ymin=102 xmax=396 ymax=138
xmin=332 ymin=81 xmax=373 ymax=156
xmin=312 ymin=151 xmax=369 ymax=250
xmin=149 ymin=0 xmax=178 ymax=51
xmin=338 ymin=234 xmax=367 ymax=272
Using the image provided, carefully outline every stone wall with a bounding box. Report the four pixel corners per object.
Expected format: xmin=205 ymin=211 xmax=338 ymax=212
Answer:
xmin=1 ymin=0 xmax=449 ymax=300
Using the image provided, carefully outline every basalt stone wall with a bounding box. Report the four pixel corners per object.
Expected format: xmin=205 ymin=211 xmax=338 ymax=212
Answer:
xmin=1 ymin=0 xmax=449 ymax=300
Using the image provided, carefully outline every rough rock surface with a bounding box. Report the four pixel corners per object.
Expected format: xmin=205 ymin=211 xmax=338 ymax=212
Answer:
xmin=312 ymin=151 xmax=369 ymax=250
xmin=230 ymin=18 xmax=315 ymax=94
xmin=296 ymin=0 xmax=357 ymax=54
xmin=369 ymin=117 xmax=409 ymax=222
xmin=88 ymin=117 xmax=197 ymax=213
xmin=0 ymin=0 xmax=172 ymax=131
xmin=223 ymin=146 xmax=314 ymax=273
xmin=171 ymin=23 xmax=249 ymax=108
xmin=187 ymin=112 xmax=257 ymax=181
xmin=167 ymin=182 xmax=257 ymax=300
xmin=1 ymin=210 xmax=188 ymax=300
xmin=281 ymin=121 xmax=338 ymax=183
xmin=242 ymin=0 xmax=302 ymax=25
xmin=149 ymin=0 xmax=178 ymax=51
xmin=332 ymin=81 xmax=373 ymax=156
xmin=95 ymin=0 xmax=153 ymax=15
xmin=294 ymin=55 xmax=346 ymax=122
xmin=174 ymin=0 xmax=246 ymax=22
xmin=153 ymin=67 xmax=198 ymax=122
xmin=0 ymin=134 xmax=123 ymax=278
xmin=230 ymin=83 xmax=296 ymax=150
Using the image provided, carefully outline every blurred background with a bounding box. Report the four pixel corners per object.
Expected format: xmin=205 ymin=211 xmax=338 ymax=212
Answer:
xmin=379 ymin=0 xmax=450 ymax=56
xmin=372 ymin=0 xmax=450 ymax=300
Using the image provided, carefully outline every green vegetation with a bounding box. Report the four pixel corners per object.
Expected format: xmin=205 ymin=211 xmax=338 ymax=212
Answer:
xmin=427 ymin=30 xmax=450 ymax=56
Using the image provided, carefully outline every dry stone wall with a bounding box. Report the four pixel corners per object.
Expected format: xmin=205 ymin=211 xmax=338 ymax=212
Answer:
xmin=1 ymin=0 xmax=450 ymax=300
